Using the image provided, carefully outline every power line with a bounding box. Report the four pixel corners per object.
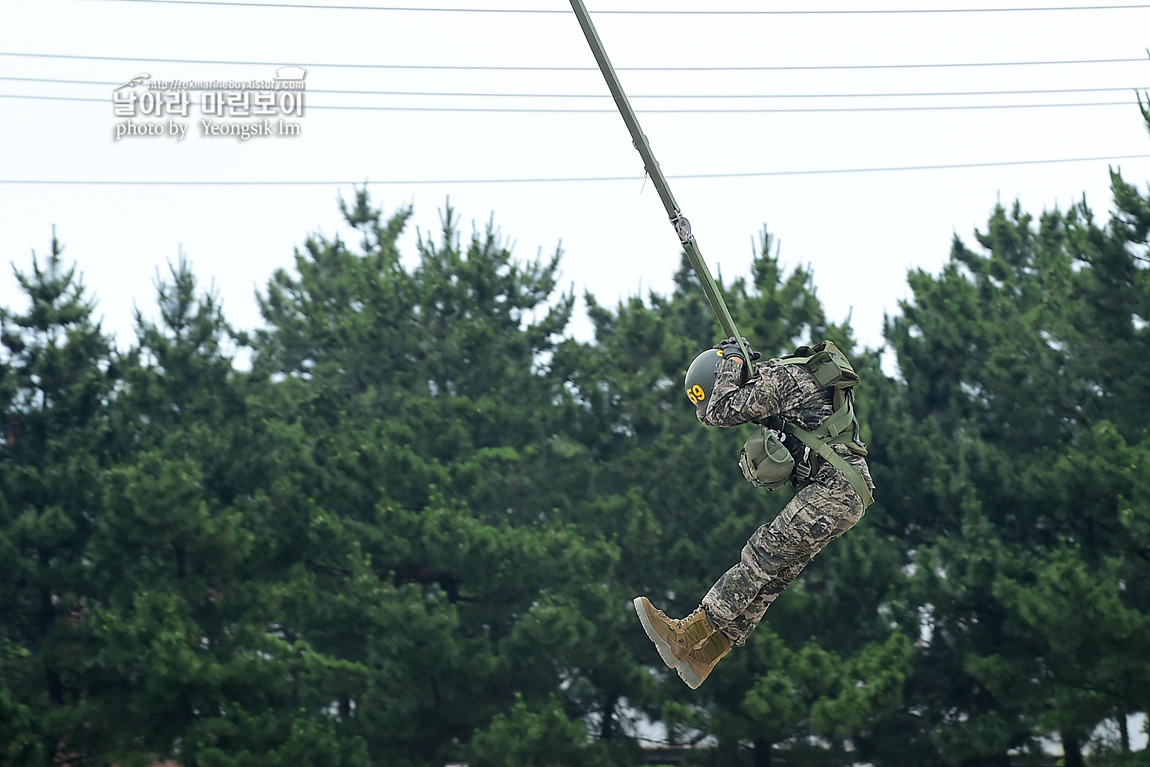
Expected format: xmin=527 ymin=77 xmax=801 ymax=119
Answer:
xmin=2 ymin=91 xmax=1140 ymax=112
xmin=257 ymin=86 xmax=1150 ymax=100
xmin=2 ymin=50 xmax=1146 ymax=72
xmin=3 ymin=153 xmax=1148 ymax=186
xmin=4 ymin=76 xmax=1147 ymax=99
xmin=87 ymin=0 xmax=1150 ymax=14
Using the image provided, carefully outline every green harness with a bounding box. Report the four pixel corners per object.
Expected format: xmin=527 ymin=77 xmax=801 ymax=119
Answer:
xmin=738 ymin=341 xmax=874 ymax=508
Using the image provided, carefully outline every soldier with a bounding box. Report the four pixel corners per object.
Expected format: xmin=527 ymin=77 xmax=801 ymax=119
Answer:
xmin=633 ymin=337 xmax=875 ymax=689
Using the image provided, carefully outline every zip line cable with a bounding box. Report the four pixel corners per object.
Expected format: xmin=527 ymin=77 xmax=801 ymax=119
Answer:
xmin=567 ymin=0 xmax=750 ymax=356
xmin=2 ymin=92 xmax=1139 ymax=113
xmin=2 ymin=50 xmax=1145 ymax=72
xmin=4 ymin=76 xmax=1147 ymax=100
xmin=4 ymin=154 xmax=1148 ymax=186
xmin=85 ymin=0 xmax=1150 ymax=14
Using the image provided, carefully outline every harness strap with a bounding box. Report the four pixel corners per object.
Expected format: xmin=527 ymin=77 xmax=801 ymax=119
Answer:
xmin=804 ymin=396 xmax=868 ymax=455
xmin=769 ymin=340 xmax=873 ymax=506
xmin=808 ymin=401 xmax=854 ymax=442
xmin=784 ymin=422 xmax=874 ymax=509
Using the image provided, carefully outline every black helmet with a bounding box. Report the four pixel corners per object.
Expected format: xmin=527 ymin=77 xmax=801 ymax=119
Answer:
xmin=684 ymin=348 xmax=723 ymax=410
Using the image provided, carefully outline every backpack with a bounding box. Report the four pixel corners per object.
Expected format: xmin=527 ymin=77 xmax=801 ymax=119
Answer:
xmin=739 ymin=341 xmax=873 ymax=507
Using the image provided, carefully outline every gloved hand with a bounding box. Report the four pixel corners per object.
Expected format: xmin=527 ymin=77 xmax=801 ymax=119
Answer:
xmin=714 ymin=337 xmax=761 ymax=366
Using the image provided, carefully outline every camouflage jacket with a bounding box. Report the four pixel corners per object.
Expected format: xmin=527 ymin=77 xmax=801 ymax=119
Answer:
xmin=699 ymin=356 xmax=875 ymax=490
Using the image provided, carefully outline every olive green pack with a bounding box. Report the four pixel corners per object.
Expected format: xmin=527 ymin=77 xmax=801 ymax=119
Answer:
xmin=738 ymin=341 xmax=873 ymax=507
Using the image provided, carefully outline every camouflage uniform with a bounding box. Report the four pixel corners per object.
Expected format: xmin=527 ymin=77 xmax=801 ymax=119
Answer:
xmin=697 ymin=355 xmax=875 ymax=646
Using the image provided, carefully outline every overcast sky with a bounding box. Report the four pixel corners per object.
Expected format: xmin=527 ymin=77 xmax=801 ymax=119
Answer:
xmin=2 ymin=0 xmax=1149 ymax=362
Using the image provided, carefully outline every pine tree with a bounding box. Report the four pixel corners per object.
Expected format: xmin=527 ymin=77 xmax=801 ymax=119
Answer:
xmin=558 ymin=230 xmax=911 ymax=766
xmin=0 ymin=231 xmax=117 ymax=761
xmin=873 ymin=104 xmax=1150 ymax=765
xmin=252 ymin=190 xmax=617 ymax=766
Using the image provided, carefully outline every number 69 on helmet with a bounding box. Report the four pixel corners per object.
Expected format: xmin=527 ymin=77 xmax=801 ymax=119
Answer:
xmin=683 ymin=349 xmax=725 ymax=410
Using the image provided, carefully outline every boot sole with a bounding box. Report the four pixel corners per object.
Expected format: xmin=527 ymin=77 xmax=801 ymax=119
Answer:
xmin=632 ymin=597 xmax=704 ymax=689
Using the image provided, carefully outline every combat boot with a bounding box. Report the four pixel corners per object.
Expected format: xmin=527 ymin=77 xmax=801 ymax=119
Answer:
xmin=678 ymin=631 xmax=732 ymax=689
xmin=633 ymin=596 xmax=716 ymax=665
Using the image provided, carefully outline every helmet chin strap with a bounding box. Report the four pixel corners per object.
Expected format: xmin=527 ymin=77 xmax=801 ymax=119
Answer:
xmin=567 ymin=0 xmax=752 ymax=367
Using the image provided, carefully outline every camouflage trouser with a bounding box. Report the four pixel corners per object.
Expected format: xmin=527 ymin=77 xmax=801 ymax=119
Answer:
xmin=700 ymin=468 xmax=866 ymax=646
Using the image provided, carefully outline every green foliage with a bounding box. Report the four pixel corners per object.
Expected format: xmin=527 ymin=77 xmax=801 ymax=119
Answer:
xmin=186 ymin=703 xmax=369 ymax=767
xmin=0 ymin=639 xmax=45 ymax=765
xmin=0 ymin=231 xmax=118 ymax=760
xmin=467 ymin=694 xmax=613 ymax=767
xmin=3 ymin=105 xmax=1149 ymax=766
xmin=870 ymin=106 xmax=1150 ymax=765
